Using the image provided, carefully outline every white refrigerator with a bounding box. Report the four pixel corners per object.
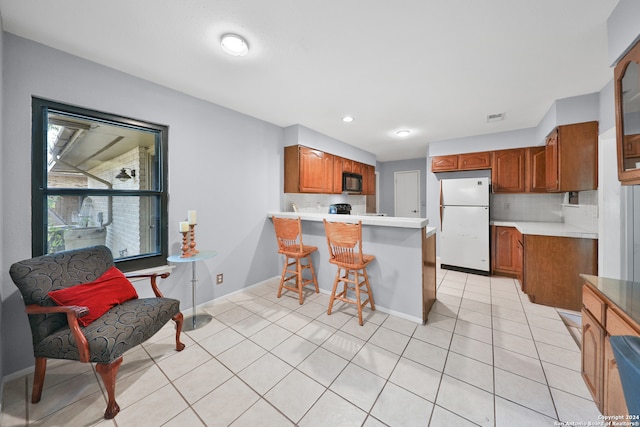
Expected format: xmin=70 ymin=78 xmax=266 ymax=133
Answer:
xmin=440 ymin=177 xmax=490 ymax=274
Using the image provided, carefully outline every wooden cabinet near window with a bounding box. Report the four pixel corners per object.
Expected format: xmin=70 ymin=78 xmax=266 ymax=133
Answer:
xmin=362 ymin=164 xmax=376 ymax=196
xmin=492 ymin=149 xmax=526 ymax=193
xmin=545 ymin=121 xmax=598 ymax=192
xmin=284 ymin=145 xmax=334 ymax=193
xmin=431 ymin=152 xmax=490 ymax=172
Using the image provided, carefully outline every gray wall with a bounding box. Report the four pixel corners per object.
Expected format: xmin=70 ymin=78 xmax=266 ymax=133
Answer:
xmin=377 ymin=158 xmax=427 ymax=217
xmin=1 ymin=33 xmax=284 ymax=376
xmin=0 ymin=14 xmax=5 ymax=395
xmin=607 ymin=0 xmax=640 ymax=65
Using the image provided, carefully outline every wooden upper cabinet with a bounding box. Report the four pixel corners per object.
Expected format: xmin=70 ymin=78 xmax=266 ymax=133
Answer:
xmin=492 ymin=149 xmax=526 ymax=193
xmin=545 ymin=121 xmax=598 ymax=192
xmin=431 ymin=152 xmax=490 ymax=172
xmin=458 ymin=152 xmax=491 ymax=170
xmin=333 ymin=156 xmax=344 ymax=194
xmin=284 ymin=145 xmax=333 ymax=193
xmin=526 ymin=146 xmax=547 ymax=192
xmin=431 ymin=155 xmax=458 ymax=172
xmin=615 ymin=38 xmax=640 ymax=184
xmin=362 ymin=164 xmax=376 ymax=196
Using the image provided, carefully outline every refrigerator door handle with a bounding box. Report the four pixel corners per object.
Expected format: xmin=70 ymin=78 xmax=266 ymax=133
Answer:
xmin=440 ymin=205 xmax=444 ymax=231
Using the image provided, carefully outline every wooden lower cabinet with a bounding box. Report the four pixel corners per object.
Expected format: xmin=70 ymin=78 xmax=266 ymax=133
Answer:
xmin=581 ymin=308 xmax=603 ymax=409
xmin=523 ymin=235 xmax=597 ymax=311
xmin=581 ymin=283 xmax=640 ymax=416
xmin=491 ymin=226 xmax=522 ymax=277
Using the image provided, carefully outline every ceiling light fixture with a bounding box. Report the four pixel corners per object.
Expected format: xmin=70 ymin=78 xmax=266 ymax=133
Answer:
xmin=221 ymin=33 xmax=249 ymax=57
xmin=342 ymin=116 xmax=354 ymax=123
xmin=396 ymin=130 xmax=411 ymax=137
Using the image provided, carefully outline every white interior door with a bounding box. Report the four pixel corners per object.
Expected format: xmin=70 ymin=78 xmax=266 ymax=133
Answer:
xmin=394 ymin=170 xmax=420 ymax=217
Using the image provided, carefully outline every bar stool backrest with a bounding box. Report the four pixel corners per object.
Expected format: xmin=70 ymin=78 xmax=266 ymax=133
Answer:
xmin=323 ymin=220 xmax=364 ymax=266
xmin=273 ymin=216 xmax=304 ymax=254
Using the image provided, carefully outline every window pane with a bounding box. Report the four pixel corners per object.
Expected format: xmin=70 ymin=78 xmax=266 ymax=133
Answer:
xmin=47 ymin=112 xmax=158 ymax=190
xmin=47 ymin=195 xmax=160 ymax=260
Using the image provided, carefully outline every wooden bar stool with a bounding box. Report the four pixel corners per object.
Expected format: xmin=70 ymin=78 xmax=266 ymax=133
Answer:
xmin=272 ymin=216 xmax=319 ymax=304
xmin=323 ymin=219 xmax=375 ymax=326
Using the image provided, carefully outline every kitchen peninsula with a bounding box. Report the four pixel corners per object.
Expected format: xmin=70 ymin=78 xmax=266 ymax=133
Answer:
xmin=267 ymin=212 xmax=436 ymax=323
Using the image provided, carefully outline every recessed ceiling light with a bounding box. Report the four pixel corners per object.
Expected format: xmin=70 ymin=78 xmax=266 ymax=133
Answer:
xmin=221 ymin=33 xmax=249 ymax=57
xmin=342 ymin=116 xmax=354 ymax=123
xmin=396 ymin=130 xmax=411 ymax=137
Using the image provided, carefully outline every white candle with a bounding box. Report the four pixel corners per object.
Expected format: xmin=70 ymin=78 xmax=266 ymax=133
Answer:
xmin=179 ymin=221 xmax=189 ymax=232
xmin=188 ymin=210 xmax=197 ymax=224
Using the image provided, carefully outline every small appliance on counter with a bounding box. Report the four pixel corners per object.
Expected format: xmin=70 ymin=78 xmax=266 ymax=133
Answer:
xmin=329 ymin=203 xmax=351 ymax=214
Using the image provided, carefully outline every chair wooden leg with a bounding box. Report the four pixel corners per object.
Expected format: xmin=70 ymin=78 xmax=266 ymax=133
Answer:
xmin=363 ymin=267 xmax=375 ymax=311
xmin=31 ymin=357 xmax=47 ymax=404
xmin=354 ymin=270 xmax=364 ymax=326
xmin=327 ymin=268 xmax=341 ymax=315
xmin=172 ymin=312 xmax=186 ymax=351
xmin=297 ymin=259 xmax=304 ymax=305
xmin=96 ymin=357 xmax=123 ymax=419
xmin=277 ymin=257 xmax=288 ymax=298
xmin=307 ymin=254 xmax=319 ymax=293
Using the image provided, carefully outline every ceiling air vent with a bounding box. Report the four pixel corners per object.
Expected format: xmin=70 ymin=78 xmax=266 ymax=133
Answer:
xmin=486 ymin=113 xmax=505 ymax=123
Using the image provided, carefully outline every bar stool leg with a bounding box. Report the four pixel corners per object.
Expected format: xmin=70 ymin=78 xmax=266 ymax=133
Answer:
xmin=363 ymin=267 xmax=375 ymax=310
xmin=296 ymin=258 xmax=304 ymax=305
xmin=328 ymin=268 xmax=341 ymax=315
xmin=277 ymin=256 xmax=289 ymax=298
xmin=354 ymin=270 xmax=364 ymax=326
xmin=307 ymin=254 xmax=319 ymax=293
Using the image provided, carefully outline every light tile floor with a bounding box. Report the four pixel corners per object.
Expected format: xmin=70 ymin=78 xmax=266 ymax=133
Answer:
xmin=1 ymin=269 xmax=602 ymax=426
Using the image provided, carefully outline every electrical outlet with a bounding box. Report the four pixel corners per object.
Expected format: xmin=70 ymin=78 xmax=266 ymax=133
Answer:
xmin=216 ymin=273 xmax=223 ymax=285
xmin=503 ymin=202 xmax=511 ymax=210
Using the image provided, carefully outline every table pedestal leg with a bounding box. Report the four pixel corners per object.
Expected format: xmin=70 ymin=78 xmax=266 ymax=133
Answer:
xmin=183 ymin=260 xmax=213 ymax=331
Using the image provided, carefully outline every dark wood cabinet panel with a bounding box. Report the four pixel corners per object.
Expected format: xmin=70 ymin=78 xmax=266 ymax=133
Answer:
xmin=431 ymin=152 xmax=490 ymax=172
xmin=581 ymin=308 xmax=604 ymax=410
xmin=284 ymin=145 xmax=333 ymax=193
xmin=545 ymin=122 xmax=598 ymax=192
xmin=491 ymin=226 xmax=522 ymax=277
xmin=458 ymin=152 xmax=491 ymax=170
xmin=582 ymin=282 xmax=640 ymax=417
xmin=526 ymin=146 xmax=547 ymax=192
xmin=431 ymin=155 xmax=458 ymax=172
xmin=492 ymin=149 xmax=526 ymax=193
xmin=523 ymin=235 xmax=597 ymax=311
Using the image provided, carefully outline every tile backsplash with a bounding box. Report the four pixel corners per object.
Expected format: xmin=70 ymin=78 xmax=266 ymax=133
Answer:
xmin=490 ymin=190 xmax=598 ymax=233
xmin=491 ymin=193 xmax=564 ymax=222
xmin=284 ymin=193 xmax=367 ymax=215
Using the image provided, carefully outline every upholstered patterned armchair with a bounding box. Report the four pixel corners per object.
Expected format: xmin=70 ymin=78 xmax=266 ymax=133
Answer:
xmin=9 ymin=245 xmax=185 ymax=419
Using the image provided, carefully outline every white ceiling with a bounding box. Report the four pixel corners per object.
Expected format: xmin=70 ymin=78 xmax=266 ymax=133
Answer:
xmin=0 ymin=0 xmax=620 ymax=161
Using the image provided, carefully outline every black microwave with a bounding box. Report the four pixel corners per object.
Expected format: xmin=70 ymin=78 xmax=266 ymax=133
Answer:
xmin=342 ymin=172 xmax=363 ymax=193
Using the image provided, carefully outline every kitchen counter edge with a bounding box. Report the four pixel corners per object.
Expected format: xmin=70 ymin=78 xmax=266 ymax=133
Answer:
xmin=491 ymin=220 xmax=598 ymax=239
xmin=268 ymin=212 xmax=429 ymax=229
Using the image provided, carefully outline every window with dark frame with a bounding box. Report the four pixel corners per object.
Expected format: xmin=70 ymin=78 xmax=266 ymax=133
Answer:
xmin=32 ymin=97 xmax=169 ymax=272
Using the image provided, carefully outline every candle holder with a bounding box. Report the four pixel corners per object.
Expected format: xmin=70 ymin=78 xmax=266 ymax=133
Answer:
xmin=180 ymin=231 xmax=193 ymax=258
xmin=189 ymin=224 xmax=200 ymax=255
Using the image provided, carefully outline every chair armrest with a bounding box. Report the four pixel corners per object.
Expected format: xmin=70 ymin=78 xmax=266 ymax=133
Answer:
xmin=25 ymin=304 xmax=91 ymax=363
xmin=125 ymin=272 xmax=171 ymax=298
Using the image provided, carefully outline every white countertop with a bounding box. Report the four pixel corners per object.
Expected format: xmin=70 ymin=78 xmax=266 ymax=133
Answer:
xmin=491 ymin=220 xmax=598 ymax=239
xmin=268 ymin=211 xmax=429 ymax=229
